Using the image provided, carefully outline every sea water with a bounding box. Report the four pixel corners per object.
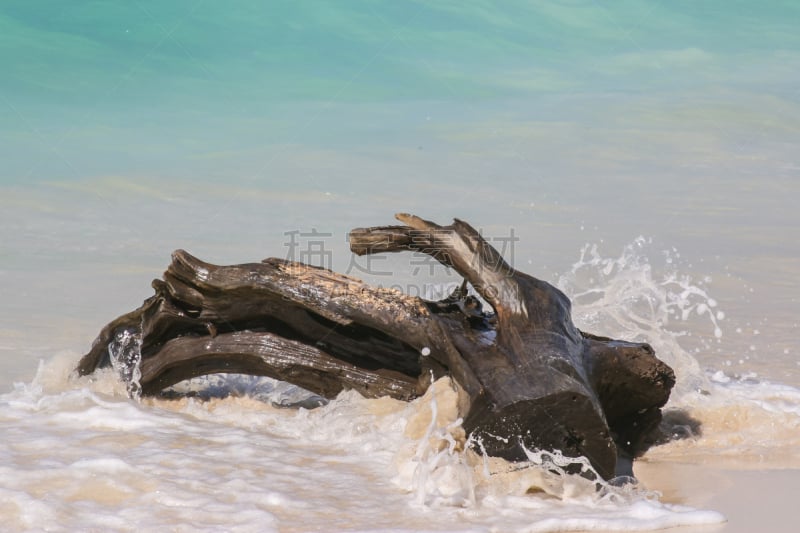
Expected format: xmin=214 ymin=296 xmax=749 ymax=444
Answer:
xmin=1 ymin=1 xmax=799 ymax=531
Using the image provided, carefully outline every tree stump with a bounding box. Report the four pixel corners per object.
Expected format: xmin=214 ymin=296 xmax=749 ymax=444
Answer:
xmin=77 ymin=213 xmax=674 ymax=480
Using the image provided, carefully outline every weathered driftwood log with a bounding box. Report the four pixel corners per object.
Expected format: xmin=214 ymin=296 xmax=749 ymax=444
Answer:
xmin=77 ymin=213 xmax=674 ymax=480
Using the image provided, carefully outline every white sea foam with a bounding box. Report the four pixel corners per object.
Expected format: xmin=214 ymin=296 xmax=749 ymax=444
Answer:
xmin=0 ymin=363 xmax=726 ymax=532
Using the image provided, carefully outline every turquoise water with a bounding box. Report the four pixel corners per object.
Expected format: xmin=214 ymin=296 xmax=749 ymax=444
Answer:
xmin=3 ymin=1 xmax=799 ymax=183
xmin=2 ymin=3 xmax=800 ymax=531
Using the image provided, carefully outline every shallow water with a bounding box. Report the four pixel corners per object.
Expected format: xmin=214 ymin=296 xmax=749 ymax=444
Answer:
xmin=2 ymin=1 xmax=799 ymax=531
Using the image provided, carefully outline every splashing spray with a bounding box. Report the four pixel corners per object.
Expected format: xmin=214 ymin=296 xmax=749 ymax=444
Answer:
xmin=407 ymin=376 xmax=476 ymax=508
xmin=558 ymin=237 xmax=724 ymax=398
xmin=108 ymin=327 xmax=143 ymax=400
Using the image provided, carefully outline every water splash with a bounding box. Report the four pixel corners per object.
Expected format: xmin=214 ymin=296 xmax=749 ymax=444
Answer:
xmin=537 ymin=237 xmax=800 ymax=473
xmin=560 ymin=237 xmax=724 ymax=336
xmin=107 ymin=327 xmax=143 ymax=401
xmin=397 ymin=378 xmax=662 ymax=512
xmin=557 ymin=237 xmax=722 ymax=398
xmin=407 ymin=378 xmax=476 ymax=508
xmin=517 ymin=446 xmax=659 ymax=505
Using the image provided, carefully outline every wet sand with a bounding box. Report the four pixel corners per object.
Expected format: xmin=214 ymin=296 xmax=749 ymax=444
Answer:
xmin=636 ymin=461 xmax=800 ymax=532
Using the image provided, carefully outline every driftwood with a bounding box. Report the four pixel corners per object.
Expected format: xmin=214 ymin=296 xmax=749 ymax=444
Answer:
xmin=77 ymin=214 xmax=674 ymax=480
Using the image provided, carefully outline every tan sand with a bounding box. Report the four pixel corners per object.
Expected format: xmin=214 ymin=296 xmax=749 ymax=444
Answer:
xmin=636 ymin=460 xmax=800 ymax=532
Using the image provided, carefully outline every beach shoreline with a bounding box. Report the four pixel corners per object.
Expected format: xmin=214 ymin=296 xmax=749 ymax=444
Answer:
xmin=636 ymin=460 xmax=800 ymax=532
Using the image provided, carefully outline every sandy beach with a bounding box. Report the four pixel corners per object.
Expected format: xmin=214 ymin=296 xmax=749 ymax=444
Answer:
xmin=637 ymin=461 xmax=800 ymax=532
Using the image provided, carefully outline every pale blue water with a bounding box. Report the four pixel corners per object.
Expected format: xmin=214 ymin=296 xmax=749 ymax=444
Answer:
xmin=1 ymin=2 xmax=800 ymax=531
xmin=3 ymin=1 xmax=799 ymax=183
